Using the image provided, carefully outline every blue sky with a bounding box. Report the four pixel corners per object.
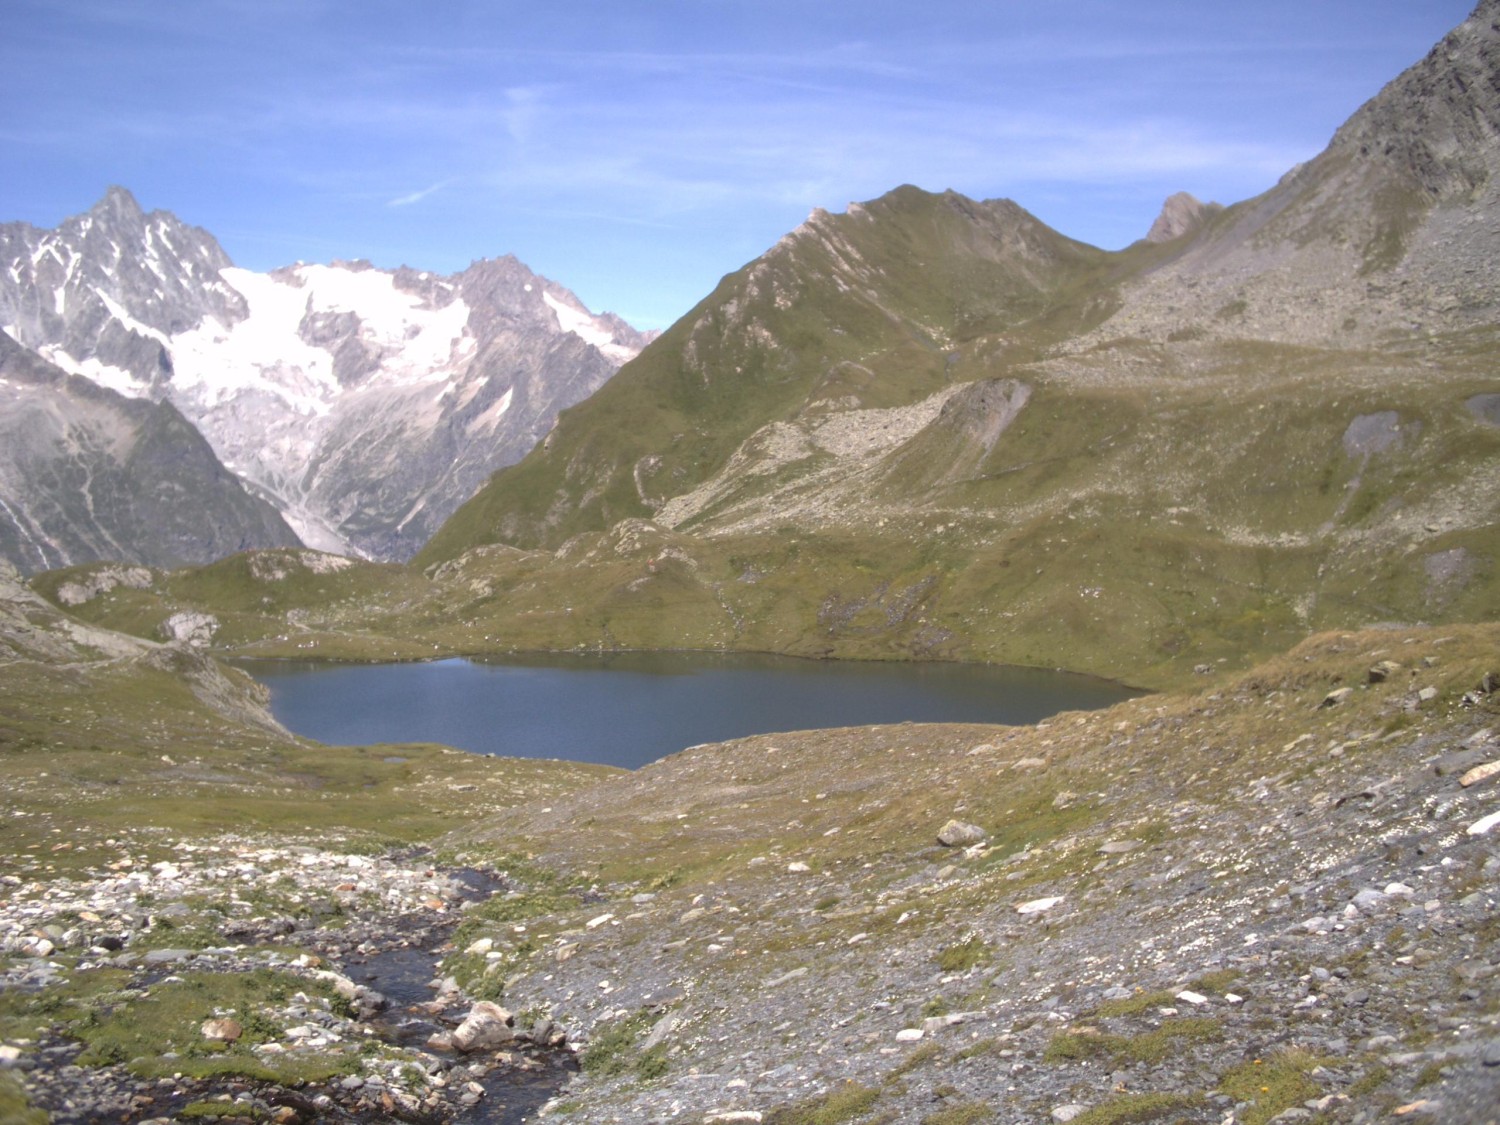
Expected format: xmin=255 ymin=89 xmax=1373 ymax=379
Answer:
xmin=2 ymin=0 xmax=1476 ymax=330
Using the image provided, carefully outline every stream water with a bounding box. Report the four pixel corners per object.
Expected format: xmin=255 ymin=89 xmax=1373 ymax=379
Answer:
xmin=338 ymin=867 xmax=577 ymax=1124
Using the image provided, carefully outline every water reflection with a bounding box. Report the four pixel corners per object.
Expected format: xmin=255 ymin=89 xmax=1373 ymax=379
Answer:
xmin=236 ymin=651 xmax=1141 ymax=770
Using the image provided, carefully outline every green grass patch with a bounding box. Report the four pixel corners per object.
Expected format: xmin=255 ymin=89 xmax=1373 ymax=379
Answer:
xmin=886 ymin=1040 xmax=944 ymax=1081
xmin=178 ymin=1102 xmax=268 ymax=1120
xmin=578 ymin=1008 xmax=671 ymax=1082
xmin=1218 ymin=1048 xmax=1323 ymax=1125
xmin=68 ymin=968 xmax=355 ymax=1083
xmin=765 ymin=1081 xmax=883 ymax=1125
xmin=1044 ymin=1018 xmax=1222 ymax=1066
xmin=1093 ymin=989 xmax=1176 ymax=1018
xmin=921 ymin=1100 xmax=995 ymax=1125
xmin=935 ymin=935 xmax=991 ymax=973
xmin=1066 ymin=1093 xmax=1201 ymax=1124
xmin=0 ymin=1072 xmax=48 ymax=1125
xmin=0 ymin=968 xmax=134 ymax=1042
xmin=954 ymin=1037 xmax=1000 ymax=1061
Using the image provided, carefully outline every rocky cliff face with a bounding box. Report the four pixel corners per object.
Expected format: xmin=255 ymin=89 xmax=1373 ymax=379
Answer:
xmin=0 ymin=331 xmax=299 ymax=574
xmin=0 ymin=189 xmax=651 ymax=562
xmin=1093 ymin=0 xmax=1500 ymax=346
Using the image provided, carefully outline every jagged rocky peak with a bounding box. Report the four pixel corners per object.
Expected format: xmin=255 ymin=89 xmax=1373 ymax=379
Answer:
xmin=456 ymin=254 xmax=651 ymax=361
xmin=1145 ymin=191 xmax=1224 ymax=243
xmin=94 ymin=184 xmax=144 ymax=224
xmin=0 ymin=185 xmax=247 ymax=382
xmin=1327 ymin=0 xmax=1500 ymax=198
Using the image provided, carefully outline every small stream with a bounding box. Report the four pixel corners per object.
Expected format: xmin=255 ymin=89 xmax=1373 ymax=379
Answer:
xmin=337 ymin=867 xmax=578 ymax=1124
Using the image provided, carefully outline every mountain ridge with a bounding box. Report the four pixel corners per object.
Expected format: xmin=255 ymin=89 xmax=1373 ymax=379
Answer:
xmin=0 ymin=188 xmax=652 ymax=565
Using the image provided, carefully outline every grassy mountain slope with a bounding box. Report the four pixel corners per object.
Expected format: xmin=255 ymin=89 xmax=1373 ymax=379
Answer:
xmin=416 ymin=188 xmax=1128 ymax=561
xmin=0 ymin=559 xmax=613 ymax=867
xmin=393 ymin=7 xmax=1500 ymax=685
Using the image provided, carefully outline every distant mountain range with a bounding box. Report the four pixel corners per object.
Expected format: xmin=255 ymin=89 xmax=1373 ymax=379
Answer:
xmin=0 ymin=188 xmax=652 ymax=571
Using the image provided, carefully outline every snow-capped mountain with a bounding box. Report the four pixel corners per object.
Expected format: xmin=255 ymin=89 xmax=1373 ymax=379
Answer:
xmin=0 ymin=187 xmax=651 ymax=562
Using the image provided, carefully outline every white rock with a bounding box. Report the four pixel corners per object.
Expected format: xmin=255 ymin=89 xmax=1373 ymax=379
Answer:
xmin=585 ymin=912 xmax=615 ymax=929
xmin=1016 ymin=895 xmax=1064 ymax=915
xmin=1467 ymin=809 xmax=1500 ymax=836
xmin=1384 ymin=882 xmax=1415 ymax=897
xmin=162 ymin=610 xmax=219 ymax=647
xmin=937 ymin=820 xmax=987 ymax=847
xmin=787 ymin=862 xmax=811 ymax=873
xmin=895 ymin=1028 xmax=925 ymax=1041
xmin=466 ymin=938 xmax=495 ymax=955
xmin=1175 ymin=990 xmax=1209 ymax=1006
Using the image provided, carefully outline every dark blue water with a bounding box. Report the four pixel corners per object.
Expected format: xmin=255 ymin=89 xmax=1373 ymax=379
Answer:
xmin=236 ymin=651 xmax=1139 ymax=770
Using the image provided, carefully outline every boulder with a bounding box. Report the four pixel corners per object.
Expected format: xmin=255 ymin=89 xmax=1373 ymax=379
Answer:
xmin=201 ymin=1017 xmax=243 ymax=1042
xmin=937 ymin=820 xmax=987 ymax=847
xmin=1459 ymin=760 xmax=1500 ymax=788
xmin=161 ymin=611 xmax=219 ymax=647
xmin=1017 ymin=895 xmax=1065 ymax=915
xmin=451 ymin=1001 xmax=515 ymax=1052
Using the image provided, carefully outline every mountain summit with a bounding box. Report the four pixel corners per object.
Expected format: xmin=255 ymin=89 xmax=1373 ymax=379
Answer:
xmin=1096 ymin=0 xmax=1500 ymax=345
xmin=1143 ymin=192 xmax=1223 ymax=243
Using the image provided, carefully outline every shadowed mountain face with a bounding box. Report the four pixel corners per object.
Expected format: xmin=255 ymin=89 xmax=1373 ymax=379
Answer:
xmin=0 ymin=189 xmax=652 ymax=564
xmin=411 ymin=2 xmax=1499 ymax=684
xmin=0 ymin=331 xmax=299 ymax=574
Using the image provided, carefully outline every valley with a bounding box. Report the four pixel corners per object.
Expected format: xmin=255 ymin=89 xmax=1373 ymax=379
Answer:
xmin=1 ymin=2 xmax=1499 ymax=1122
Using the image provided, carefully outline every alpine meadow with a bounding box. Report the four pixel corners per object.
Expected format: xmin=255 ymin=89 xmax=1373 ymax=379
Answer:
xmin=1 ymin=3 xmax=1498 ymax=1123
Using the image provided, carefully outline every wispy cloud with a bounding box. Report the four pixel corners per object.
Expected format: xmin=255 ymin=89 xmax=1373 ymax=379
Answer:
xmin=387 ymin=180 xmax=451 ymax=208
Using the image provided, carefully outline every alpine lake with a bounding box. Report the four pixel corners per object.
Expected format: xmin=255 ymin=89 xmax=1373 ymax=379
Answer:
xmin=235 ymin=651 xmax=1142 ymax=769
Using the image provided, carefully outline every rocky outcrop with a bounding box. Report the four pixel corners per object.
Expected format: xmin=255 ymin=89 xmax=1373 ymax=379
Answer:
xmin=1143 ymin=191 xmax=1223 ymax=243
